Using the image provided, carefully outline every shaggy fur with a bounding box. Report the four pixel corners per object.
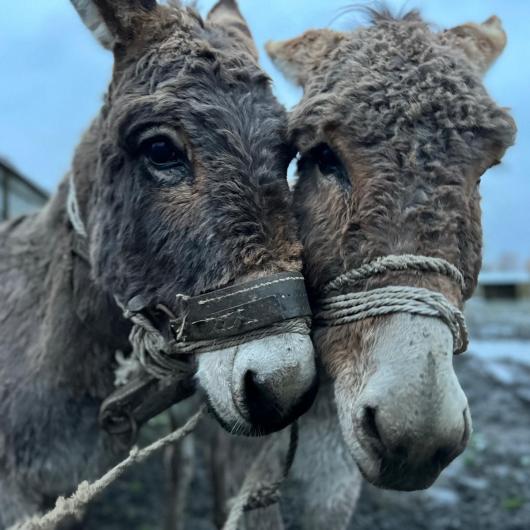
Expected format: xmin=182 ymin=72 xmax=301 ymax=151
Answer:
xmin=0 ymin=1 xmax=308 ymax=527
xmin=286 ymin=7 xmax=514 ymax=525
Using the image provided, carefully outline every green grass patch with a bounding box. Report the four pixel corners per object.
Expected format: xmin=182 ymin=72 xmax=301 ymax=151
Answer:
xmin=502 ymin=496 xmax=525 ymax=511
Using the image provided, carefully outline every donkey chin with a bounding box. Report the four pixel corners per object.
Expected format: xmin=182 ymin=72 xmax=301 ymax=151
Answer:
xmin=195 ymin=332 xmax=318 ymax=436
xmin=333 ymin=313 xmax=471 ymax=491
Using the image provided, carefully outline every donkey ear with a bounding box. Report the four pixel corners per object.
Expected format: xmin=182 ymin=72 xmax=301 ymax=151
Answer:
xmin=207 ymin=0 xmax=258 ymax=61
xmin=71 ymin=0 xmax=157 ymax=50
xmin=442 ymin=16 xmax=507 ymax=75
xmin=266 ymin=29 xmax=345 ymax=87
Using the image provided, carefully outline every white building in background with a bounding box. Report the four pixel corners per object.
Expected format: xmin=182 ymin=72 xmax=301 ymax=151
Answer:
xmin=0 ymin=157 xmax=49 ymax=221
xmin=478 ymin=271 xmax=530 ymax=300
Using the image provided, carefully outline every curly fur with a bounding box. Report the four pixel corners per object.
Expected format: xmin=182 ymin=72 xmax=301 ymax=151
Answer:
xmin=288 ymin=11 xmax=516 ymax=302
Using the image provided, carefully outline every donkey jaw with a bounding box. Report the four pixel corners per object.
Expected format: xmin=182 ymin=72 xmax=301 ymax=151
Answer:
xmin=333 ymin=313 xmax=471 ymax=491
xmin=195 ymin=332 xmax=317 ymax=436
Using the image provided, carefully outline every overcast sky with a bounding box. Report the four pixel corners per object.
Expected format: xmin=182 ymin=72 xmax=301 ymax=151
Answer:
xmin=0 ymin=0 xmax=528 ymax=268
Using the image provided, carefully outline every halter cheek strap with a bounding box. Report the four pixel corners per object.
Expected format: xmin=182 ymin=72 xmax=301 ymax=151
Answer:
xmin=315 ymin=254 xmax=469 ymax=354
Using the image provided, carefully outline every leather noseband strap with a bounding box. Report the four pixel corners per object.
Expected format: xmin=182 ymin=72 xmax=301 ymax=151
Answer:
xmin=99 ymin=273 xmax=311 ymax=439
xmin=125 ymin=272 xmax=312 ymax=347
xmin=67 ymin=181 xmax=312 ymax=439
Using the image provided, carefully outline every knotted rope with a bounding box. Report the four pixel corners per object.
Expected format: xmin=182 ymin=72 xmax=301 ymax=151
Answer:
xmin=117 ymin=302 xmax=192 ymax=382
xmin=8 ymin=409 xmax=297 ymax=530
xmin=222 ymin=423 xmax=299 ymax=530
xmin=316 ymin=254 xmax=469 ymax=354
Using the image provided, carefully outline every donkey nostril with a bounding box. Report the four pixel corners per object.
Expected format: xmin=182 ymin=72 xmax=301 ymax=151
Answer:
xmin=362 ymin=406 xmax=384 ymax=447
xmin=243 ymin=370 xmax=282 ymax=425
xmin=432 ymin=446 xmax=455 ymax=471
xmin=244 ymin=370 xmax=269 ymax=402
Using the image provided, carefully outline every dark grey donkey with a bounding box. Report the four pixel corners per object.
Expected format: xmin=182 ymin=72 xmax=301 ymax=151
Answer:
xmin=0 ymin=1 xmax=318 ymax=527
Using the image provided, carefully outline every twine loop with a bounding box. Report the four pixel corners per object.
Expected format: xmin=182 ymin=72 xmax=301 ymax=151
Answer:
xmin=317 ymin=255 xmax=469 ymax=354
xmin=222 ymin=422 xmax=299 ymax=530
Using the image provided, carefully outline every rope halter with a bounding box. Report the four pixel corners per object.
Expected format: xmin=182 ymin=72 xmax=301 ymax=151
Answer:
xmin=315 ymin=254 xmax=469 ymax=354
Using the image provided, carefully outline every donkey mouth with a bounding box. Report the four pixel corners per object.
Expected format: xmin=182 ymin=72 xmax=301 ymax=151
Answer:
xmin=203 ymin=398 xmax=275 ymax=437
xmin=352 ymin=433 xmax=457 ymax=491
xmin=366 ymin=461 xmax=443 ymax=491
xmin=353 ymin=450 xmax=441 ymax=491
xmin=202 ymin=374 xmax=318 ymax=437
xmin=200 ymin=389 xmax=266 ymax=437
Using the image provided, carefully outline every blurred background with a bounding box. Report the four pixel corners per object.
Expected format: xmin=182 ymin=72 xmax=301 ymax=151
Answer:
xmin=1 ymin=2 xmax=530 ymax=529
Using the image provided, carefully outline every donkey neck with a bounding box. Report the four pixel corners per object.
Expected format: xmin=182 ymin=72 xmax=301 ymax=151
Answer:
xmin=1 ymin=178 xmax=129 ymax=397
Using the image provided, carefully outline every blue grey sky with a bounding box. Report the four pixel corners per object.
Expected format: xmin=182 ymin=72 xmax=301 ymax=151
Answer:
xmin=0 ymin=1 xmax=528 ymax=267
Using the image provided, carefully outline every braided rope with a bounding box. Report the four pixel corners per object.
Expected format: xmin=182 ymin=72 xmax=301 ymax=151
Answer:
xmin=317 ymin=255 xmax=469 ymax=355
xmin=316 ymin=286 xmax=468 ymax=354
xmin=322 ymin=254 xmax=465 ymax=296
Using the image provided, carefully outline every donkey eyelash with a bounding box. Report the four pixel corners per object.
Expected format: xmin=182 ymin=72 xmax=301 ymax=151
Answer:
xmin=136 ymin=126 xmax=187 ymax=154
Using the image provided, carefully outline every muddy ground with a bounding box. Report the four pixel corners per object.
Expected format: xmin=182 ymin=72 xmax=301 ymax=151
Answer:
xmin=79 ymin=300 xmax=530 ymax=530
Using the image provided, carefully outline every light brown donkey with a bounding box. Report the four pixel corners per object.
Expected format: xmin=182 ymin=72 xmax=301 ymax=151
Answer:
xmin=196 ymin=11 xmax=516 ymax=530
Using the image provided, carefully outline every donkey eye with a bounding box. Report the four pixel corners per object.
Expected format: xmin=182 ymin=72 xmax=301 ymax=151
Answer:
xmin=313 ymin=144 xmax=343 ymax=176
xmin=141 ymin=136 xmax=183 ymax=168
xmin=299 ymin=143 xmax=351 ymax=190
